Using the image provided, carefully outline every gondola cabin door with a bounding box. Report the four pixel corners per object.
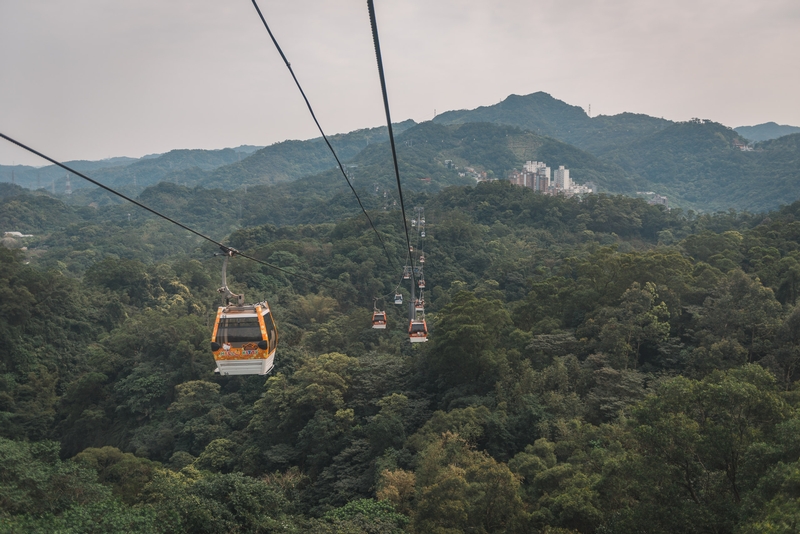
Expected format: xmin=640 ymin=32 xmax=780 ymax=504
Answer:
xmin=211 ymin=302 xmax=277 ymax=375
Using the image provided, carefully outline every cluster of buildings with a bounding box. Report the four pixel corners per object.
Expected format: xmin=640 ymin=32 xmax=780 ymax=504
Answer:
xmin=507 ymin=161 xmax=594 ymax=197
xmin=444 ymin=158 xmax=595 ymax=198
xmin=637 ymin=191 xmax=669 ymax=209
xmin=446 ymin=160 xmax=488 ymax=181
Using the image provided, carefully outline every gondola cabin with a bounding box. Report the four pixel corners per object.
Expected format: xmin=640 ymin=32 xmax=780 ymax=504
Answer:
xmin=372 ymin=310 xmax=387 ymax=329
xmin=414 ymin=298 xmax=424 ymax=312
xmin=394 ymin=293 xmax=403 ymax=305
xmin=419 ymin=254 xmax=425 ymax=263
xmin=418 ymin=279 xmax=426 ymax=289
xmin=211 ymin=301 xmax=277 ymax=375
xmin=403 ymin=266 xmax=411 ymax=280
xmin=408 ymin=319 xmax=429 ymax=343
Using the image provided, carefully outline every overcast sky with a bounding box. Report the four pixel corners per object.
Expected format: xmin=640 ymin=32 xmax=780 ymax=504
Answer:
xmin=1 ymin=0 xmax=798 ymax=166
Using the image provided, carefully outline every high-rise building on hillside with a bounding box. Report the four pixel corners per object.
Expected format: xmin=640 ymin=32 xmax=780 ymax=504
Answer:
xmin=523 ymin=161 xmax=550 ymax=191
xmin=554 ymin=166 xmax=570 ymax=190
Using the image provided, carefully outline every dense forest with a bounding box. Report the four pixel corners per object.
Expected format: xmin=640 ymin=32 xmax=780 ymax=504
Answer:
xmin=2 ymin=176 xmax=800 ymax=533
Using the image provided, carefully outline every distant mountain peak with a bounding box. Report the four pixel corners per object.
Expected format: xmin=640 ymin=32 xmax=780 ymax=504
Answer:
xmin=735 ymin=122 xmax=800 ymax=142
xmin=434 ymin=92 xmax=669 ymax=155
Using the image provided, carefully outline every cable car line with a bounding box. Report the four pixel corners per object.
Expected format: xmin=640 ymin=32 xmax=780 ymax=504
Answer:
xmin=366 ymin=0 xmax=415 ymax=282
xmin=367 ymin=1 xmax=431 ymax=342
xmin=249 ymin=0 xmax=395 ymax=269
xmin=0 ymin=132 xmax=336 ymax=290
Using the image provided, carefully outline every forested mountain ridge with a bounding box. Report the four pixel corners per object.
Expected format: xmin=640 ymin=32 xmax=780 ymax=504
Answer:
xmin=432 ymin=93 xmax=800 ymax=212
xmin=195 ymin=121 xmax=417 ymax=190
xmin=0 ymin=146 xmax=264 ymax=194
xmin=3 ymin=176 xmax=800 ymax=532
xmin=6 ymin=92 xmax=800 ymax=213
xmin=0 ymin=156 xmax=137 ymax=191
xmin=3 ymin=121 xmax=636 ymax=238
xmin=606 ymin=120 xmax=800 ymax=212
xmin=433 ymin=91 xmax=673 ymax=155
xmin=735 ymin=121 xmax=800 ymax=141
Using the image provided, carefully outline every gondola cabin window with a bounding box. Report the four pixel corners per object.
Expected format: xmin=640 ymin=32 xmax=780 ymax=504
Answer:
xmin=216 ymin=316 xmax=262 ymax=345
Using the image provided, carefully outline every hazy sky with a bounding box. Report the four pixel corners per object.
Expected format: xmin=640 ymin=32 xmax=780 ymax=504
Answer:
xmin=1 ymin=0 xmax=798 ymax=166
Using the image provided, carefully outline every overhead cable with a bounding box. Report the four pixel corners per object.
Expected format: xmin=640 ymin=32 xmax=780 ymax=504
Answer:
xmin=0 ymin=132 xmax=335 ymax=289
xmin=365 ymin=0 xmax=415 ymax=285
xmin=249 ymin=0 xmax=395 ymax=268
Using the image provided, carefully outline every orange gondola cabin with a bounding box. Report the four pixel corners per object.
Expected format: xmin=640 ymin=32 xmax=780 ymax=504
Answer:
xmin=372 ymin=310 xmax=387 ymax=329
xmin=211 ymin=301 xmax=278 ymax=375
xmin=408 ymin=318 xmax=429 ymax=343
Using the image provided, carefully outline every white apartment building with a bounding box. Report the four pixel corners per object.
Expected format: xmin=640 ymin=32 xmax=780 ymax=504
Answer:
xmin=554 ymin=166 xmax=570 ymax=190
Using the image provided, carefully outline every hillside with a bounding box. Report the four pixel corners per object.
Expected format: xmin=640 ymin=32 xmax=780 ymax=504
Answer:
xmin=195 ymin=121 xmax=417 ymax=189
xmin=0 ymin=146 xmax=263 ymax=194
xmin=34 ymin=121 xmax=637 ymax=228
xmin=735 ymin=121 xmax=800 ymax=142
xmin=3 ymin=177 xmax=800 ymax=532
xmin=0 ymin=157 xmax=137 ymax=191
xmin=5 ymin=92 xmax=800 ymax=215
xmin=604 ymin=119 xmax=800 ymax=212
xmin=433 ymin=92 xmax=672 ymax=155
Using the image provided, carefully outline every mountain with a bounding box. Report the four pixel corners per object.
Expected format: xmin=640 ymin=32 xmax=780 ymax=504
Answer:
xmin=0 ymin=157 xmax=137 ymax=191
xmin=1 ymin=119 xmax=636 ymax=262
xmin=0 ymin=148 xmax=249 ymax=194
xmin=196 ymin=121 xmax=417 ymax=189
xmin=434 ymin=93 xmax=800 ymax=212
xmin=433 ymin=92 xmax=672 ymax=155
xmin=227 ymin=121 xmax=636 ymax=229
xmin=5 ymin=92 xmax=799 ymax=214
xmin=603 ymin=119 xmax=800 ymax=212
xmin=735 ymin=122 xmax=800 ymax=142
xmin=57 ymin=121 xmax=633 ymax=234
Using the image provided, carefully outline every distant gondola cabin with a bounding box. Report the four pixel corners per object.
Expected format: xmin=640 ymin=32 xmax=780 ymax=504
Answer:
xmin=211 ymin=301 xmax=277 ymax=375
xmin=408 ymin=319 xmax=428 ymax=343
xmin=372 ymin=310 xmax=387 ymax=329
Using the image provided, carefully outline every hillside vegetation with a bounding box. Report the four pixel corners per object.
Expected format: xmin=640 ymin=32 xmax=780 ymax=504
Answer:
xmin=5 ymin=92 xmax=800 ymax=213
xmin=2 ymin=178 xmax=800 ymax=532
xmin=735 ymin=121 xmax=800 ymax=142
